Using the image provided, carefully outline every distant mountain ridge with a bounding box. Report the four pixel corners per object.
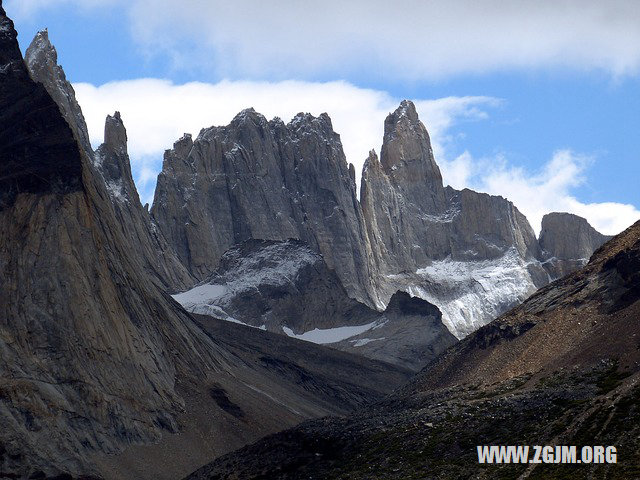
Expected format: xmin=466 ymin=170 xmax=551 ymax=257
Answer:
xmin=152 ymin=100 xmax=609 ymax=338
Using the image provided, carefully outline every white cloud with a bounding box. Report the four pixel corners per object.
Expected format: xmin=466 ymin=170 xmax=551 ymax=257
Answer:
xmin=74 ymin=79 xmax=639 ymax=235
xmin=116 ymin=1 xmax=640 ymax=79
xmin=466 ymin=150 xmax=640 ymax=235
xmin=8 ymin=1 xmax=640 ymax=79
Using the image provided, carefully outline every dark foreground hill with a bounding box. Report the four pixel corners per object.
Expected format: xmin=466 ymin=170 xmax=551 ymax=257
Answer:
xmin=186 ymin=221 xmax=640 ymax=479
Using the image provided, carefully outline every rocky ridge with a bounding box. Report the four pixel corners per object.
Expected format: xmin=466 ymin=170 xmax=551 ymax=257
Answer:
xmin=539 ymin=211 xmax=612 ymax=279
xmin=155 ymin=100 xmax=609 ymax=339
xmin=360 ymin=101 xmax=551 ymax=337
xmin=151 ymin=110 xmax=378 ymax=306
xmin=24 ymin=29 xmax=195 ymax=293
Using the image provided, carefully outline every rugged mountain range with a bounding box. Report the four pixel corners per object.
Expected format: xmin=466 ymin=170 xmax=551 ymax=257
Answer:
xmin=186 ymin=221 xmax=640 ymax=480
xmin=1 ymin=4 xmax=625 ymax=478
xmin=0 ymin=9 xmax=410 ymax=479
xmin=150 ymin=110 xmax=378 ymax=305
xmin=173 ymin=239 xmax=456 ymax=370
xmin=153 ymin=99 xmax=609 ymax=339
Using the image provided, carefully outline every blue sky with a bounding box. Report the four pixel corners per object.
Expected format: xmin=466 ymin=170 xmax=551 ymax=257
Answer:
xmin=6 ymin=0 xmax=640 ymax=234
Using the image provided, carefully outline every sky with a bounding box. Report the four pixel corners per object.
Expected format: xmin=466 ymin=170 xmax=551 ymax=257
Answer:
xmin=6 ymin=0 xmax=640 ymax=235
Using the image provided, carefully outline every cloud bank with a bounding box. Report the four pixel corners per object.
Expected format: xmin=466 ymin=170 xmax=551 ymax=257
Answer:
xmin=8 ymin=0 xmax=640 ymax=80
xmin=74 ymin=79 xmax=639 ymax=235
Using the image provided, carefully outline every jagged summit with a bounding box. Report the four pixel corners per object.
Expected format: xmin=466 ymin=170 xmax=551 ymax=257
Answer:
xmin=25 ymin=28 xmax=93 ymax=156
xmin=380 ymin=100 xmax=442 ymax=185
xmin=361 ymin=101 xmax=550 ymax=336
xmin=95 ymin=112 xmax=135 ymax=202
xmin=152 ymin=107 xmax=378 ymax=306
xmin=24 ymin=29 xmax=53 ymax=70
xmin=104 ymin=111 xmax=128 ymax=154
xmin=153 ymin=97 xmax=608 ymax=338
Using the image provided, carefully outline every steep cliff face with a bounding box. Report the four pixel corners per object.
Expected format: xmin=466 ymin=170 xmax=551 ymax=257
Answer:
xmin=0 ymin=9 xmax=226 ymax=475
xmin=24 ymin=29 xmax=93 ymax=157
xmin=539 ymin=212 xmax=612 ymax=278
xmin=156 ymin=99 xmax=606 ymax=339
xmin=151 ymin=109 xmax=378 ymax=306
xmin=24 ymin=30 xmax=195 ymax=293
xmin=361 ymin=101 xmax=550 ymax=337
xmin=93 ymin=112 xmax=196 ymax=292
xmin=174 ymin=239 xmax=456 ymax=371
xmin=362 ymin=100 xmax=541 ymax=271
xmin=0 ymin=20 xmax=83 ymax=209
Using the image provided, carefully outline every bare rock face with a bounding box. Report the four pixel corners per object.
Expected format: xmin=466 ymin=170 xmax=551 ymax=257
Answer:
xmin=362 ymin=100 xmax=541 ymax=271
xmin=24 ymin=30 xmax=195 ymax=293
xmin=0 ymin=18 xmax=83 ymax=209
xmin=539 ymin=212 xmax=612 ymax=278
xmin=0 ymin=11 xmax=410 ymax=478
xmin=151 ymin=109 xmax=378 ymax=306
xmin=0 ymin=8 xmax=228 ymax=475
xmin=24 ymin=29 xmax=93 ymax=157
xmin=155 ymin=99 xmax=607 ymax=339
xmin=174 ymin=239 xmax=456 ymax=371
xmin=361 ymin=101 xmax=547 ymax=337
xmin=94 ymin=112 xmax=196 ymax=292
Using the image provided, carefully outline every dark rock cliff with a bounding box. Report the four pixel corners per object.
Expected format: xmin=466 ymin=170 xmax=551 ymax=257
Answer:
xmin=24 ymin=30 xmax=195 ymax=293
xmin=0 ymin=7 xmax=228 ymax=475
xmin=0 ymin=16 xmax=83 ymax=209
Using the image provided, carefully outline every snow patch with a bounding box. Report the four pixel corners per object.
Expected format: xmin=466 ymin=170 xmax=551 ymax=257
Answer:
xmin=282 ymin=321 xmax=380 ymax=345
xmin=173 ymin=284 xmax=228 ymax=305
xmin=409 ymin=248 xmax=539 ymax=339
xmin=351 ymin=337 xmax=385 ymax=347
xmin=105 ymin=179 xmax=127 ymax=203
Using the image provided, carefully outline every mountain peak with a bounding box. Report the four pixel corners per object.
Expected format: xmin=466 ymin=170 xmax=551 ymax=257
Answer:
xmin=0 ymin=5 xmax=24 ymax=73
xmin=231 ymin=107 xmax=268 ymax=127
xmin=539 ymin=211 xmax=612 ymax=278
xmin=380 ymin=100 xmax=442 ymax=186
xmin=0 ymin=8 xmax=83 ymax=208
xmin=104 ymin=111 xmax=128 ymax=154
xmin=392 ymin=99 xmax=420 ymax=122
xmin=25 ymin=29 xmax=56 ymax=71
xmin=23 ymin=28 xmax=93 ymax=156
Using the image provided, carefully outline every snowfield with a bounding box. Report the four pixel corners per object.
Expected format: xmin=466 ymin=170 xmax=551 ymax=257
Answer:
xmin=408 ymin=247 xmax=544 ymax=338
